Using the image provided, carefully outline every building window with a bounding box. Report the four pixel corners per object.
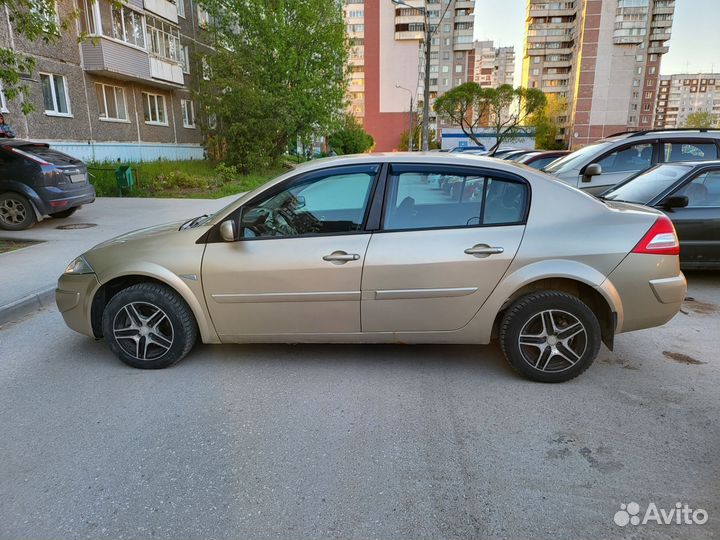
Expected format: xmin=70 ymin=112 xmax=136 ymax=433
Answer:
xmin=197 ymin=6 xmax=212 ymax=28
xmin=112 ymin=5 xmax=145 ymax=48
xmin=95 ymin=83 xmax=127 ymax=121
xmin=0 ymin=84 xmax=8 ymax=113
xmin=147 ymin=16 xmax=181 ymax=62
xmin=179 ymin=44 xmax=190 ymax=74
xmin=176 ymin=0 xmax=185 ymax=18
xmin=207 ymin=113 xmax=217 ymax=130
xmin=180 ymin=99 xmax=195 ymax=128
xmin=40 ymin=73 xmax=71 ymax=116
xmin=142 ymin=92 xmax=167 ymax=125
xmin=31 ymin=0 xmax=60 ymax=33
xmin=455 ymin=64 xmax=462 ymax=73
xmin=202 ymin=56 xmax=212 ymax=80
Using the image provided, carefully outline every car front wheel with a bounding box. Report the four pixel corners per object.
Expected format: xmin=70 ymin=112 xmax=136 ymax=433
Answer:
xmin=0 ymin=192 xmax=36 ymax=231
xmin=102 ymin=283 xmax=198 ymax=369
xmin=499 ymin=291 xmax=601 ymax=383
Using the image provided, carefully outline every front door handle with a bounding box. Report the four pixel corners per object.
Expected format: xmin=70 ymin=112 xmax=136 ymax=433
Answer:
xmin=464 ymin=245 xmax=504 ymax=257
xmin=323 ymin=251 xmax=361 ymax=264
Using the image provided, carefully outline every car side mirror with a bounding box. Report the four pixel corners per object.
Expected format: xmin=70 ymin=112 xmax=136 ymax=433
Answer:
xmin=582 ymin=163 xmax=602 ymax=182
xmin=219 ymin=219 xmax=237 ymax=242
xmin=661 ymin=195 xmax=689 ymax=210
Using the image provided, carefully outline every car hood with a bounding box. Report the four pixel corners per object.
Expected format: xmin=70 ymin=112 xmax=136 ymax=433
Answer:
xmin=91 ymin=220 xmax=187 ymax=249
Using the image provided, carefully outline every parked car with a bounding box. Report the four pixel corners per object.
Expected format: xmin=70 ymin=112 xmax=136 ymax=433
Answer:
xmin=450 ymin=143 xmax=487 ymax=152
xmin=0 ymin=140 xmax=95 ymax=230
xmin=515 ymin=150 xmax=570 ymax=170
xmin=601 ymin=161 xmax=720 ymax=269
xmin=57 ymin=154 xmax=686 ymax=382
xmin=488 ymin=148 xmax=521 ymax=159
xmin=502 ymin=150 xmax=538 ymax=162
xmin=543 ymin=128 xmax=720 ymax=195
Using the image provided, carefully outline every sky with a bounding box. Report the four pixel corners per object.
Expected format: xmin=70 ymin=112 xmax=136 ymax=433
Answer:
xmin=472 ymin=0 xmax=720 ymax=86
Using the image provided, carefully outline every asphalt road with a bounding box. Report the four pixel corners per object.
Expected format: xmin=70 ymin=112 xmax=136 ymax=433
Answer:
xmin=0 ymin=273 xmax=718 ymax=540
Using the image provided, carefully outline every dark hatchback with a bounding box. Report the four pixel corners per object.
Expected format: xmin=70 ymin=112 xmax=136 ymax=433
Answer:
xmin=0 ymin=140 xmax=95 ymax=230
xmin=602 ymin=161 xmax=720 ymax=269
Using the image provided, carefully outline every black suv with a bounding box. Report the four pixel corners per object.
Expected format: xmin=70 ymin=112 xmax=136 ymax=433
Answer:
xmin=0 ymin=140 xmax=95 ymax=230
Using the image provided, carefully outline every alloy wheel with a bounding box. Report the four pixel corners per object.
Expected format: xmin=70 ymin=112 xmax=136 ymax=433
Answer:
xmin=0 ymin=198 xmax=27 ymax=226
xmin=112 ymin=302 xmax=175 ymax=361
xmin=517 ymin=309 xmax=588 ymax=373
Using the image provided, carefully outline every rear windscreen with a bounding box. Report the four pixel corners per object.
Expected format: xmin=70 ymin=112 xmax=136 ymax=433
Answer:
xmin=17 ymin=145 xmax=81 ymax=165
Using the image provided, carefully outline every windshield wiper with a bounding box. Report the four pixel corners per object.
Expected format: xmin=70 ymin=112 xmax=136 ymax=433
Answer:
xmin=180 ymin=214 xmax=209 ymax=230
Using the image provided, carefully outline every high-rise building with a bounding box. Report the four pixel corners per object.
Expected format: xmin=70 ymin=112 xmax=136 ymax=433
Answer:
xmin=343 ymin=0 xmax=476 ymax=151
xmin=0 ymin=0 xmax=214 ymax=161
xmin=522 ymin=0 xmax=675 ymax=148
xmin=472 ymin=41 xmax=515 ymax=88
xmin=654 ymin=74 xmax=720 ymax=128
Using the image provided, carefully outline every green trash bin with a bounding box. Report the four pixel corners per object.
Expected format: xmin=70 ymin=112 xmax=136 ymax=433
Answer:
xmin=115 ymin=165 xmax=134 ymax=196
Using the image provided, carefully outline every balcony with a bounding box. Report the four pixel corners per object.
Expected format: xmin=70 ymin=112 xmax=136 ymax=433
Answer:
xmin=529 ymin=8 xmax=576 ymax=18
xmin=81 ymin=37 xmax=184 ymax=88
xmin=648 ymin=44 xmax=670 ymax=54
xmin=395 ymin=15 xmax=424 ymax=25
xmin=144 ymin=0 xmax=178 ymax=22
xmin=395 ymin=30 xmax=424 ymax=40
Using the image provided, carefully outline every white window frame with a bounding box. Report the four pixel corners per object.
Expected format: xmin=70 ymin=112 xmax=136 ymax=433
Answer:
xmin=142 ymin=92 xmax=168 ymax=125
xmin=111 ymin=5 xmax=147 ymax=49
xmin=179 ymin=44 xmax=190 ymax=74
xmin=180 ymin=99 xmax=195 ymax=128
xmin=176 ymin=0 xmax=185 ymax=18
xmin=39 ymin=72 xmax=72 ymax=117
xmin=0 ymin=83 xmax=8 ymax=113
xmin=96 ymin=83 xmax=129 ymax=122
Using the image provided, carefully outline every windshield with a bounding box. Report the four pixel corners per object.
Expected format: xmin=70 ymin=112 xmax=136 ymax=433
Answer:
xmin=542 ymin=142 xmax=612 ymax=174
xmin=603 ymin=164 xmax=692 ymax=204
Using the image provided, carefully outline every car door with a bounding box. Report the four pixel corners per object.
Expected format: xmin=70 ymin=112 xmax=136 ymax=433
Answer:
xmin=581 ymin=141 xmax=657 ymax=195
xmin=361 ymin=164 xmax=527 ymax=333
xmin=665 ymin=168 xmax=720 ymax=266
xmin=202 ymin=164 xmax=380 ymax=339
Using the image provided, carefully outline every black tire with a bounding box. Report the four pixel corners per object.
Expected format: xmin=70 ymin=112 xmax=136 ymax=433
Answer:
xmin=102 ymin=283 xmax=198 ymax=369
xmin=0 ymin=192 xmax=36 ymax=231
xmin=499 ymin=291 xmax=601 ymax=383
xmin=49 ymin=207 xmax=79 ymax=218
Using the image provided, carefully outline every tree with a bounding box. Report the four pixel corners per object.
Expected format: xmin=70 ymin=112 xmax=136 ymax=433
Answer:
xmin=434 ymin=83 xmax=546 ymax=154
xmin=0 ymin=0 xmax=74 ymax=113
xmin=530 ymin=93 xmax=568 ymax=150
xmin=328 ymin=114 xmax=374 ymax=155
xmin=684 ymin=111 xmax=715 ymax=129
xmin=196 ymin=0 xmax=348 ymax=171
xmin=399 ymin=125 xmax=439 ymax=151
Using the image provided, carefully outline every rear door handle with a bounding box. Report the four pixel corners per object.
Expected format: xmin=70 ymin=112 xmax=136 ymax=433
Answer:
xmin=464 ymin=245 xmax=504 ymax=257
xmin=323 ymin=251 xmax=361 ymax=264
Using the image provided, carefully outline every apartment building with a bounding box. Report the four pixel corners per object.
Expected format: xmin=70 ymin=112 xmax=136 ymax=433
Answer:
xmin=343 ymin=0 xmax=476 ymax=152
xmin=655 ymin=74 xmax=720 ymax=128
xmin=472 ymin=40 xmax=515 ymax=88
xmin=0 ymin=0 xmax=214 ymax=162
xmin=522 ymin=0 xmax=675 ymax=148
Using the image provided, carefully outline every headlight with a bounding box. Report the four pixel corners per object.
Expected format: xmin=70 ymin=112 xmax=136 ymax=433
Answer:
xmin=64 ymin=255 xmax=94 ymax=274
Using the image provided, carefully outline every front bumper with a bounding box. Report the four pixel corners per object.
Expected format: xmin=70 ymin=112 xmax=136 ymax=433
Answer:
xmin=56 ymin=273 xmax=101 ymax=337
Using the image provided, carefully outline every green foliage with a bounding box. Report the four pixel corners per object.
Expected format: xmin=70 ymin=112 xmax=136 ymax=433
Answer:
xmin=399 ymin=125 xmax=439 ymax=151
xmin=87 ymin=160 xmax=282 ymax=198
xmin=434 ymin=83 xmax=547 ymax=154
xmin=328 ymin=114 xmax=374 ymax=154
xmin=684 ymin=111 xmax=715 ymax=129
xmin=196 ymin=0 xmax=348 ymax=172
xmin=530 ymin=94 xmax=568 ymax=150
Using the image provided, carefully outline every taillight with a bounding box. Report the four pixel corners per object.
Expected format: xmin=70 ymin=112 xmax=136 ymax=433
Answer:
xmin=632 ymin=215 xmax=680 ymax=255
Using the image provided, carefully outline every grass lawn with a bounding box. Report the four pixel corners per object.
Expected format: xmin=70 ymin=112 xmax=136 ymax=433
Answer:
xmin=0 ymin=239 xmax=42 ymax=254
xmin=87 ymin=160 xmax=290 ymax=199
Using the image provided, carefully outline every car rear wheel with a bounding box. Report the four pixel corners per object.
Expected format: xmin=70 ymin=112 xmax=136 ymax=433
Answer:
xmin=499 ymin=291 xmax=601 ymax=383
xmin=102 ymin=283 xmax=198 ymax=369
xmin=0 ymin=192 xmax=36 ymax=231
xmin=49 ymin=207 xmax=79 ymax=219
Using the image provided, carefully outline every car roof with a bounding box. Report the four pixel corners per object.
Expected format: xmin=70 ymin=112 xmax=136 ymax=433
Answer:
xmin=600 ymin=129 xmax=720 ymax=143
xmin=0 ymin=139 xmax=50 ymax=148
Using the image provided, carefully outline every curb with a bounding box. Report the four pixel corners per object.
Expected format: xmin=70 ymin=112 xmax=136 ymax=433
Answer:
xmin=0 ymin=286 xmax=56 ymax=326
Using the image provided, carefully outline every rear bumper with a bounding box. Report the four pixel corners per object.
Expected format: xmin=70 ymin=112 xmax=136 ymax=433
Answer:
xmin=37 ymin=184 xmax=96 ymax=215
xmin=56 ymin=273 xmax=100 ymax=337
xmin=607 ymin=253 xmax=686 ymax=334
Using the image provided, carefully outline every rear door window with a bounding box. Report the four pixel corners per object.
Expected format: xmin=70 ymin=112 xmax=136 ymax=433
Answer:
xmin=382 ymin=168 xmax=528 ymax=231
xmin=16 ymin=145 xmax=80 ymax=165
xmin=674 ymin=170 xmax=720 ymax=207
xmin=596 ymin=143 xmax=654 ymax=173
xmin=662 ymin=142 xmax=718 ymax=162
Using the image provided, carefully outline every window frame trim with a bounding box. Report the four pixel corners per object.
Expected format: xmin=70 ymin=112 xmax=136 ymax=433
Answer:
xmin=96 ymin=82 xmax=129 ymax=122
xmin=376 ymin=163 xmax=532 ymax=234
xmin=40 ymin=72 xmax=72 ymax=117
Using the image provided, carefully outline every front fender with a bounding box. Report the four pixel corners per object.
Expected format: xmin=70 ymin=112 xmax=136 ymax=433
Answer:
xmin=95 ymin=263 xmax=220 ymax=344
xmin=473 ymin=259 xmax=623 ymax=342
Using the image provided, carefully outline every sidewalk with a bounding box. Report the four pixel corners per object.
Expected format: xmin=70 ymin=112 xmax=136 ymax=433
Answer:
xmin=0 ymin=196 xmax=234 ymax=324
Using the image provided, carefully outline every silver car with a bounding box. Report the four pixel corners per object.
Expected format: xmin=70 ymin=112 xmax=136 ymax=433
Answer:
xmin=544 ymin=129 xmax=720 ymax=195
xmin=56 ymin=154 xmax=686 ymax=382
